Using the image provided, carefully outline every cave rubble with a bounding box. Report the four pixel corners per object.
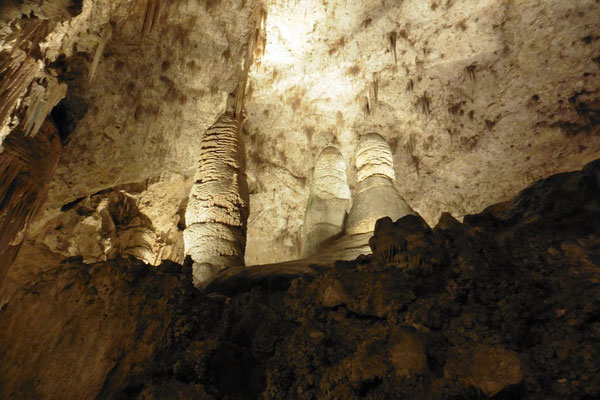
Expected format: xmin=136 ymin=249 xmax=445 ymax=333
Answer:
xmin=1 ymin=156 xmax=599 ymax=399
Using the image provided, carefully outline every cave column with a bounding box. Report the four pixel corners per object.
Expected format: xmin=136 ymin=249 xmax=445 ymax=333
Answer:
xmin=301 ymin=146 xmax=351 ymax=258
xmin=183 ymin=112 xmax=249 ymax=286
xmin=345 ymin=133 xmax=416 ymax=235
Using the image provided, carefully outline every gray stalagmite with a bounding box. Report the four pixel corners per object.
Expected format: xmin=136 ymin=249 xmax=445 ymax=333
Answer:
xmin=345 ymin=133 xmax=416 ymax=234
xmin=301 ymin=146 xmax=351 ymax=257
xmin=184 ymin=112 xmax=249 ymax=286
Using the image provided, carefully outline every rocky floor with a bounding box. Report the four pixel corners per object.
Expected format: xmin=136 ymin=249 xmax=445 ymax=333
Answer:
xmin=1 ymin=158 xmax=599 ymax=399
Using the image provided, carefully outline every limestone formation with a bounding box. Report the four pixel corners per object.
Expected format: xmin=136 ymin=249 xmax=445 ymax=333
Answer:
xmin=0 ymin=0 xmax=597 ymax=270
xmin=346 ymin=133 xmax=416 ymax=235
xmin=0 ymin=119 xmax=61 ymax=286
xmin=184 ymin=112 xmax=249 ymax=285
xmin=301 ymin=146 xmax=351 ymax=257
xmin=23 ymin=190 xmax=183 ymax=269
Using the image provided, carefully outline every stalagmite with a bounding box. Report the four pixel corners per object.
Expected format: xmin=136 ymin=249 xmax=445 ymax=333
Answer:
xmin=345 ymin=133 xmax=416 ymax=235
xmin=301 ymin=146 xmax=351 ymax=257
xmin=184 ymin=112 xmax=249 ymax=286
xmin=0 ymin=118 xmax=62 ymax=286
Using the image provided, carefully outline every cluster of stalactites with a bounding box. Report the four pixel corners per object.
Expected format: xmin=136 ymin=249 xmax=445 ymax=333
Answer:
xmin=345 ymin=133 xmax=416 ymax=235
xmin=184 ymin=113 xmax=249 ymax=286
xmin=301 ymin=147 xmax=351 ymax=257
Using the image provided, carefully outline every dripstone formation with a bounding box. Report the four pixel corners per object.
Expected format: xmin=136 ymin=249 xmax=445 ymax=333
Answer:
xmin=184 ymin=112 xmax=249 ymax=286
xmin=0 ymin=0 xmax=599 ymax=399
xmin=301 ymin=146 xmax=351 ymax=257
xmin=346 ymin=133 xmax=416 ymax=235
xmin=0 ymin=119 xmax=61 ymax=285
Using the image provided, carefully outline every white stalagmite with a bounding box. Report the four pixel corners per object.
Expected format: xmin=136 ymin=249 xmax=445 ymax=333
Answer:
xmin=345 ymin=133 xmax=416 ymax=234
xmin=301 ymin=146 xmax=351 ymax=257
xmin=184 ymin=113 xmax=249 ymax=286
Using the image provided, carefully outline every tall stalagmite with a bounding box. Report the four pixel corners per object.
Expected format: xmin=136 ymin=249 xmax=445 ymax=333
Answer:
xmin=301 ymin=146 xmax=351 ymax=257
xmin=0 ymin=119 xmax=62 ymax=286
xmin=346 ymin=133 xmax=416 ymax=234
xmin=184 ymin=112 xmax=249 ymax=286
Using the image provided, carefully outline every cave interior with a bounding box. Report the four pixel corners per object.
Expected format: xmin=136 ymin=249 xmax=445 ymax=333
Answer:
xmin=1 ymin=0 xmax=600 ymax=398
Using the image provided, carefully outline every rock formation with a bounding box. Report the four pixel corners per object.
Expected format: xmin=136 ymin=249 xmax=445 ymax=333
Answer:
xmin=301 ymin=146 xmax=351 ymax=257
xmin=0 ymin=119 xmax=61 ymax=286
xmin=1 ymin=0 xmax=599 ymax=271
xmin=1 ymin=158 xmax=600 ymax=399
xmin=0 ymin=1 xmax=600 ymax=397
xmin=184 ymin=112 xmax=249 ymax=285
xmin=346 ymin=133 xmax=416 ymax=235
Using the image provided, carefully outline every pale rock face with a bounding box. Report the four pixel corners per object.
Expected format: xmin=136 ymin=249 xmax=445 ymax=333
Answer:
xmin=184 ymin=113 xmax=249 ymax=285
xmin=346 ymin=134 xmax=416 ymax=234
xmin=38 ymin=191 xmax=181 ymax=266
xmin=301 ymin=146 xmax=350 ymax=257
xmin=0 ymin=0 xmax=599 ymax=288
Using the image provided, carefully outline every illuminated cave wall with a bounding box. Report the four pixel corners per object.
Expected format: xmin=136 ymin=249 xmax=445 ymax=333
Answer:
xmin=0 ymin=0 xmax=599 ymax=295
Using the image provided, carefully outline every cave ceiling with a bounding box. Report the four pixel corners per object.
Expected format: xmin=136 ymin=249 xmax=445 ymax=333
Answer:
xmin=2 ymin=0 xmax=600 ymax=290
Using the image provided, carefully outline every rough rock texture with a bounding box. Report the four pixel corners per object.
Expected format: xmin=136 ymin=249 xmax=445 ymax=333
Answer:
xmin=243 ymin=0 xmax=600 ymax=264
xmin=0 ymin=173 xmax=190 ymax=301
xmin=184 ymin=112 xmax=249 ymax=285
xmin=2 ymin=158 xmax=599 ymax=399
xmin=0 ymin=118 xmax=61 ymax=285
xmin=1 ymin=0 xmax=600 ymax=281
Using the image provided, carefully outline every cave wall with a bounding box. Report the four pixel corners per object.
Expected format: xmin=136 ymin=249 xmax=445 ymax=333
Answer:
xmin=0 ymin=0 xmax=262 ymax=295
xmin=1 ymin=0 xmax=599 ymax=295
xmin=243 ymin=0 xmax=600 ymax=264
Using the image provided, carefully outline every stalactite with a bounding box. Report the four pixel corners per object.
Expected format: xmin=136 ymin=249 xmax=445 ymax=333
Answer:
xmin=345 ymin=133 xmax=416 ymax=235
xmin=389 ymin=31 xmax=398 ymax=65
xmin=88 ymin=24 xmax=113 ymax=85
xmin=301 ymin=146 xmax=350 ymax=258
xmin=1 ymin=19 xmax=65 ymax=141
xmin=0 ymin=52 xmax=41 ymax=134
xmin=184 ymin=112 xmax=249 ymax=286
xmin=141 ymin=0 xmax=168 ymax=36
xmin=235 ymin=5 xmax=267 ymax=120
xmin=23 ymin=77 xmax=67 ymax=137
xmin=0 ymin=118 xmax=62 ymax=286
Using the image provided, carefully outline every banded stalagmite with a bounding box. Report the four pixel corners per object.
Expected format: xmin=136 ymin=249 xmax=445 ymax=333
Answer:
xmin=345 ymin=133 xmax=416 ymax=234
xmin=301 ymin=146 xmax=351 ymax=257
xmin=184 ymin=112 xmax=249 ymax=286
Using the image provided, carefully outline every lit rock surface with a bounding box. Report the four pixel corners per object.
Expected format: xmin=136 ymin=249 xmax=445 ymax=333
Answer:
xmin=346 ymin=133 xmax=416 ymax=234
xmin=301 ymin=146 xmax=350 ymax=257
xmin=184 ymin=113 xmax=249 ymax=285
xmin=0 ymin=0 xmax=599 ymax=292
xmin=355 ymin=133 xmax=396 ymax=183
